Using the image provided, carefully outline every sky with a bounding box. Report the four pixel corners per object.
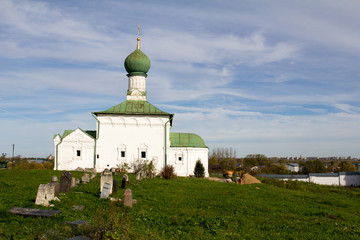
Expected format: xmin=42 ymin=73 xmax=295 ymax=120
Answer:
xmin=0 ymin=0 xmax=360 ymax=158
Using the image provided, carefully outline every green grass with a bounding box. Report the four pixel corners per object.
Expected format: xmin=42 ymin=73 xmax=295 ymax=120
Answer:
xmin=1 ymin=170 xmax=360 ymax=239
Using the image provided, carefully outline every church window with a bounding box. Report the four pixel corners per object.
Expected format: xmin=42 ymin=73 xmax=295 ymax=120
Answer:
xmin=178 ymin=157 xmax=182 ymax=161
xmin=141 ymin=151 xmax=146 ymax=159
xmin=97 ymin=154 xmax=99 ymax=159
xmin=76 ymin=150 xmax=81 ymax=157
xmin=117 ymin=145 xmax=127 ymax=160
xmin=121 ymin=151 xmax=125 ymax=158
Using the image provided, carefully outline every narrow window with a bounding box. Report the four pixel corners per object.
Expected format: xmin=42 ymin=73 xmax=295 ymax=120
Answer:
xmin=76 ymin=150 xmax=81 ymax=157
xmin=178 ymin=157 xmax=182 ymax=161
xmin=121 ymin=151 xmax=125 ymax=158
xmin=97 ymin=154 xmax=99 ymax=159
xmin=141 ymin=151 xmax=146 ymax=159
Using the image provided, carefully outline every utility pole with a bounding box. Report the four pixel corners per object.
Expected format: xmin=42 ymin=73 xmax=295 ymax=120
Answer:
xmin=12 ymin=144 xmax=14 ymax=169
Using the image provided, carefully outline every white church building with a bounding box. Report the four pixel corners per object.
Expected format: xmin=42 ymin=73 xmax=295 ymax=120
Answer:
xmin=53 ymin=35 xmax=209 ymax=176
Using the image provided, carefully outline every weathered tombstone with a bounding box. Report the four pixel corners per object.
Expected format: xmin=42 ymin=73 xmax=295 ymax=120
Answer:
xmin=100 ymin=182 xmax=111 ymax=199
xmin=50 ymin=176 xmax=60 ymax=197
xmin=121 ymin=177 xmax=126 ymax=189
xmin=100 ymin=170 xmax=113 ymax=194
xmin=35 ymin=184 xmax=55 ymax=206
xmin=113 ymin=180 xmax=118 ymax=193
xmin=81 ymin=173 xmax=90 ymax=184
xmin=70 ymin=177 xmax=77 ymax=188
xmin=123 ymin=174 xmax=129 ymax=182
xmin=60 ymin=172 xmax=72 ymax=192
xmin=136 ymin=172 xmax=141 ymax=181
xmin=124 ymin=188 xmax=133 ymax=208
xmin=90 ymin=173 xmax=97 ymax=180
xmin=8 ymin=207 xmax=61 ymax=217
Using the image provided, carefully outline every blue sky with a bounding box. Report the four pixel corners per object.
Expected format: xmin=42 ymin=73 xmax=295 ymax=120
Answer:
xmin=0 ymin=0 xmax=359 ymax=158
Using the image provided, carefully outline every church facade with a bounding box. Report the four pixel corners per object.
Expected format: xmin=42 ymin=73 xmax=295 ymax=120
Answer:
xmin=53 ymin=35 xmax=209 ymax=177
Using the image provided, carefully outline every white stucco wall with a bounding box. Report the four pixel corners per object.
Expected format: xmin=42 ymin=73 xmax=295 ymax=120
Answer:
xmin=339 ymin=174 xmax=360 ymax=186
xmin=310 ymin=176 xmax=339 ymax=185
xmin=55 ymin=129 xmax=95 ymax=170
xmin=168 ymin=147 xmax=209 ymax=177
xmin=95 ymin=115 xmax=170 ymax=172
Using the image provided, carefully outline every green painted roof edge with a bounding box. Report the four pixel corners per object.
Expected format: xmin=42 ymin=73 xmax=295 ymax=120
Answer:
xmin=60 ymin=128 xmax=96 ymax=140
xmin=53 ymin=134 xmax=61 ymax=140
xmin=93 ymin=100 xmax=172 ymax=116
xmin=170 ymin=132 xmax=208 ymax=148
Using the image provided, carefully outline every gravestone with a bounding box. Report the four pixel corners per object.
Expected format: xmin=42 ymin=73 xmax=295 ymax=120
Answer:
xmin=113 ymin=180 xmax=118 ymax=193
xmin=60 ymin=172 xmax=72 ymax=192
xmin=100 ymin=170 xmax=113 ymax=194
xmin=100 ymin=182 xmax=111 ymax=199
xmin=50 ymin=176 xmax=60 ymax=197
xmin=70 ymin=177 xmax=77 ymax=188
xmin=121 ymin=177 xmax=126 ymax=189
xmin=124 ymin=188 xmax=133 ymax=208
xmin=35 ymin=184 xmax=55 ymax=206
xmin=8 ymin=207 xmax=61 ymax=217
xmin=136 ymin=172 xmax=141 ymax=181
xmin=123 ymin=174 xmax=129 ymax=182
xmin=90 ymin=173 xmax=96 ymax=180
xmin=81 ymin=173 xmax=90 ymax=184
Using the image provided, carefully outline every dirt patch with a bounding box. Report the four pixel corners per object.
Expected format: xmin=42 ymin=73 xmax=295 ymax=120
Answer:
xmin=240 ymin=173 xmax=262 ymax=185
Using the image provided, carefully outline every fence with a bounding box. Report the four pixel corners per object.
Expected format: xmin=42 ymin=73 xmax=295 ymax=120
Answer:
xmin=260 ymin=172 xmax=360 ymax=187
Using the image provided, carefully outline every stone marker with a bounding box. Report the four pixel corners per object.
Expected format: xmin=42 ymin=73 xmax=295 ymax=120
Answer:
xmin=65 ymin=220 xmax=89 ymax=226
xmin=35 ymin=183 xmax=55 ymax=206
xmin=100 ymin=170 xmax=113 ymax=194
xmin=90 ymin=173 xmax=96 ymax=180
xmin=124 ymin=188 xmax=133 ymax=208
xmin=123 ymin=174 xmax=129 ymax=182
xmin=81 ymin=173 xmax=90 ymax=184
xmin=100 ymin=182 xmax=111 ymax=199
xmin=66 ymin=236 xmax=91 ymax=240
xmin=121 ymin=177 xmax=126 ymax=189
xmin=113 ymin=180 xmax=118 ymax=193
xmin=72 ymin=205 xmax=85 ymax=211
xmin=76 ymin=179 xmax=80 ymax=184
xmin=60 ymin=171 xmax=72 ymax=192
xmin=70 ymin=177 xmax=77 ymax=188
xmin=50 ymin=176 xmax=60 ymax=197
xmin=136 ymin=172 xmax=141 ymax=181
xmin=8 ymin=207 xmax=61 ymax=217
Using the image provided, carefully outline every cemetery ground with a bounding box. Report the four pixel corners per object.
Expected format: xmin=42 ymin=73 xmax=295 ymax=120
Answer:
xmin=1 ymin=170 xmax=360 ymax=239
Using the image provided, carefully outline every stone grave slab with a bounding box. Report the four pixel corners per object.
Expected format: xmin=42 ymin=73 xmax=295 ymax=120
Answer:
xmin=100 ymin=182 xmax=111 ymax=199
xmin=8 ymin=207 xmax=61 ymax=217
xmin=124 ymin=188 xmax=133 ymax=208
xmin=100 ymin=170 xmax=113 ymax=194
xmin=60 ymin=171 xmax=72 ymax=192
xmin=35 ymin=183 xmax=55 ymax=206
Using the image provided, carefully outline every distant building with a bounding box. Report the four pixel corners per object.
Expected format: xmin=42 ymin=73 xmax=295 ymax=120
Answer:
xmin=54 ymin=34 xmax=209 ymax=176
xmin=285 ymin=163 xmax=299 ymax=172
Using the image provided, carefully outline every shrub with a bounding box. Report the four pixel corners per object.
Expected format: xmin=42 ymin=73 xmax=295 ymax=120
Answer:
xmin=131 ymin=159 xmax=156 ymax=178
xmin=160 ymin=165 xmax=176 ymax=179
xmin=194 ymin=159 xmax=205 ymax=177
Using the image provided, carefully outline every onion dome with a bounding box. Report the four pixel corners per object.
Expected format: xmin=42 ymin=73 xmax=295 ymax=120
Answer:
xmin=124 ymin=36 xmax=151 ymax=77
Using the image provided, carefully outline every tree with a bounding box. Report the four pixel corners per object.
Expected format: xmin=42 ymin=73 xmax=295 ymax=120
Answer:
xmin=301 ymin=160 xmax=326 ymax=174
xmin=243 ymin=154 xmax=269 ymax=168
xmin=339 ymin=161 xmax=357 ymax=172
xmin=208 ymin=152 xmax=219 ymax=165
xmin=194 ymin=159 xmax=205 ymax=177
xmin=219 ymin=158 xmax=237 ymax=171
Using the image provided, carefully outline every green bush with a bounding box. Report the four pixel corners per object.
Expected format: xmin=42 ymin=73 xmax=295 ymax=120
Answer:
xmin=194 ymin=159 xmax=205 ymax=177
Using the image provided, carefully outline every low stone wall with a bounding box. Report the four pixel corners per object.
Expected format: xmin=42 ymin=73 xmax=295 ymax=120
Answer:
xmin=260 ymin=172 xmax=360 ymax=187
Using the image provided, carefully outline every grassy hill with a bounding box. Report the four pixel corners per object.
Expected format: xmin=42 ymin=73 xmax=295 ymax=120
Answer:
xmin=0 ymin=170 xmax=360 ymax=239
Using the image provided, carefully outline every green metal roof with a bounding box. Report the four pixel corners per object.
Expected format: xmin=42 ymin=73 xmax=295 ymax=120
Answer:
xmin=170 ymin=133 xmax=207 ymax=148
xmin=57 ymin=129 xmax=96 ymax=140
xmin=93 ymin=100 xmax=172 ymax=117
